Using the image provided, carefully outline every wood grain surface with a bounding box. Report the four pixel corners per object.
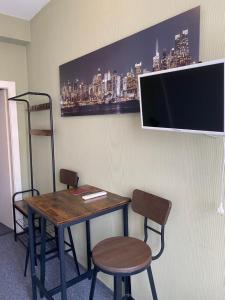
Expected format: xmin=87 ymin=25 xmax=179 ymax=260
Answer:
xmin=25 ymin=185 xmax=130 ymax=226
xmin=92 ymin=236 xmax=151 ymax=274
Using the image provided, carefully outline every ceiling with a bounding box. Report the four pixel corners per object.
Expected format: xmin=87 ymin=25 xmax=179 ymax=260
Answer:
xmin=0 ymin=0 xmax=50 ymax=21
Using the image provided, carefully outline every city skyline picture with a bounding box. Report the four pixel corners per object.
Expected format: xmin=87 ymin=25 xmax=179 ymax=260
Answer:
xmin=59 ymin=6 xmax=200 ymax=117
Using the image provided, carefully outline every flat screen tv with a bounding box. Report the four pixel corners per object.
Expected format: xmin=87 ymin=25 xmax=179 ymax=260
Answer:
xmin=138 ymin=59 xmax=225 ymax=135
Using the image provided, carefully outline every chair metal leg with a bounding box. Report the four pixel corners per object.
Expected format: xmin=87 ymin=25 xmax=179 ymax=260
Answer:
xmin=67 ymin=227 xmax=80 ymax=276
xmin=24 ymin=246 xmax=29 ymax=277
xmin=147 ymin=266 xmax=158 ymax=300
xmin=13 ymin=205 xmax=17 ymax=241
xmin=89 ymin=266 xmax=98 ymax=300
xmin=114 ymin=275 xmax=122 ymax=300
xmin=124 ymin=276 xmax=132 ymax=298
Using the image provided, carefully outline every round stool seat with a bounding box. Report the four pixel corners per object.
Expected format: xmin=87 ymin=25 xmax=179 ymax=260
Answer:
xmin=92 ymin=236 xmax=152 ymax=275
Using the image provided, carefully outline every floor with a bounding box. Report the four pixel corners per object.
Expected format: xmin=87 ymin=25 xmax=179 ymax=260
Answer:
xmin=0 ymin=222 xmax=12 ymax=236
xmin=0 ymin=223 xmax=112 ymax=299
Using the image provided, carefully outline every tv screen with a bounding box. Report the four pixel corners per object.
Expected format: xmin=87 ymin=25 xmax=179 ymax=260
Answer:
xmin=139 ymin=60 xmax=225 ymax=135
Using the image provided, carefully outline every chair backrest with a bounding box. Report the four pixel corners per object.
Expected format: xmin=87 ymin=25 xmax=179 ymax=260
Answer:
xmin=132 ymin=189 xmax=172 ymax=225
xmin=59 ymin=169 xmax=79 ymax=188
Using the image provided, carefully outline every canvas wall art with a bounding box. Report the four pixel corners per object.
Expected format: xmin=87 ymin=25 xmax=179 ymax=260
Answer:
xmin=59 ymin=6 xmax=200 ymax=117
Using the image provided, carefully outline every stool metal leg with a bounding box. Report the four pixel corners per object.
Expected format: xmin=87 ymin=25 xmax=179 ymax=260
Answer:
xmin=114 ymin=276 xmax=122 ymax=300
xmin=89 ymin=266 xmax=98 ymax=300
xmin=147 ymin=266 xmax=158 ymax=300
xmin=24 ymin=246 xmax=29 ymax=277
xmin=124 ymin=276 xmax=133 ymax=298
xmin=67 ymin=227 xmax=80 ymax=276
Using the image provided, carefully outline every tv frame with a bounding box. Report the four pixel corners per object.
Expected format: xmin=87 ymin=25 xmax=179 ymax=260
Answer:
xmin=138 ymin=58 xmax=225 ymax=136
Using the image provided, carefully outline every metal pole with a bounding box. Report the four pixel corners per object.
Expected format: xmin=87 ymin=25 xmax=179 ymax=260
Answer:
xmin=8 ymin=98 xmax=34 ymax=193
xmin=28 ymin=206 xmax=37 ymax=300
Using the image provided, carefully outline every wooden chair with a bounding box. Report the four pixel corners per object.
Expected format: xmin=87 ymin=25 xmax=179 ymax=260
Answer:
xmin=12 ymin=169 xmax=80 ymax=277
xmin=12 ymin=188 xmax=40 ymax=276
xmin=89 ymin=189 xmax=172 ymax=300
xmin=57 ymin=168 xmax=80 ymax=275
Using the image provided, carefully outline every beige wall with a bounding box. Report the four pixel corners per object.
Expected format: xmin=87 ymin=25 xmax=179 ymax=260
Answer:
xmin=0 ymin=13 xmax=30 ymax=192
xmin=0 ymin=40 xmax=29 ymax=190
xmin=0 ymin=13 xmax=30 ymax=44
xmin=27 ymin=0 xmax=225 ymax=299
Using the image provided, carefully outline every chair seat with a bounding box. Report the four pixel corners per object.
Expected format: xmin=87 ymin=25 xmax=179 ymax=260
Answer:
xmin=14 ymin=199 xmax=29 ymax=216
xmin=92 ymin=236 xmax=152 ymax=275
xmin=14 ymin=200 xmax=39 ymax=219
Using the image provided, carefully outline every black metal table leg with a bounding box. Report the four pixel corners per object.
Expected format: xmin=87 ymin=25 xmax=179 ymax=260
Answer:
xmin=28 ymin=206 xmax=37 ymax=300
xmin=86 ymin=220 xmax=92 ymax=272
xmin=58 ymin=225 xmax=67 ymax=300
xmin=40 ymin=217 xmax=46 ymax=298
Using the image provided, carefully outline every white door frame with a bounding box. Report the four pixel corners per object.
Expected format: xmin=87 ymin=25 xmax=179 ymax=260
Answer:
xmin=0 ymin=80 xmax=22 ymax=228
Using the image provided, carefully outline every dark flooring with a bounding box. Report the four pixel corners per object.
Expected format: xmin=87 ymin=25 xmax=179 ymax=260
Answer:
xmin=0 ymin=222 xmax=12 ymax=236
xmin=0 ymin=223 xmax=112 ymax=299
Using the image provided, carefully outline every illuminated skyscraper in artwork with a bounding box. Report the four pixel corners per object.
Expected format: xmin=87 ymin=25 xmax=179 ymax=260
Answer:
xmin=135 ymin=62 xmax=142 ymax=78
xmin=152 ymin=29 xmax=192 ymax=71
xmin=161 ymin=49 xmax=167 ymax=70
xmin=175 ymin=29 xmax=191 ymax=66
xmin=153 ymin=39 xmax=160 ymax=71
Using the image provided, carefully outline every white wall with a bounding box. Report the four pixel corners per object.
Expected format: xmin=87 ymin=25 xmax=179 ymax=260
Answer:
xmin=27 ymin=1 xmax=225 ymax=299
xmin=0 ymin=90 xmax=13 ymax=227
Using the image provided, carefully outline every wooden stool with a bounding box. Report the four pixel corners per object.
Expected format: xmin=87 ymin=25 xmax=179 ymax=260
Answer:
xmin=89 ymin=189 xmax=172 ymax=300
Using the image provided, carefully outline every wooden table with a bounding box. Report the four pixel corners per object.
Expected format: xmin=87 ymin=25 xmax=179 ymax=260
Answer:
xmin=26 ymin=185 xmax=130 ymax=300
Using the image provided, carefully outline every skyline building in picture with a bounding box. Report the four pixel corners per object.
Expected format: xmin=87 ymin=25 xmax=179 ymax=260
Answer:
xmin=152 ymin=29 xmax=192 ymax=71
xmin=60 ymin=28 xmax=196 ymax=113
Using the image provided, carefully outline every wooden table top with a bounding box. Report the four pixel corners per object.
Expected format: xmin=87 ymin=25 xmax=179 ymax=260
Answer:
xmin=25 ymin=185 xmax=130 ymax=226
